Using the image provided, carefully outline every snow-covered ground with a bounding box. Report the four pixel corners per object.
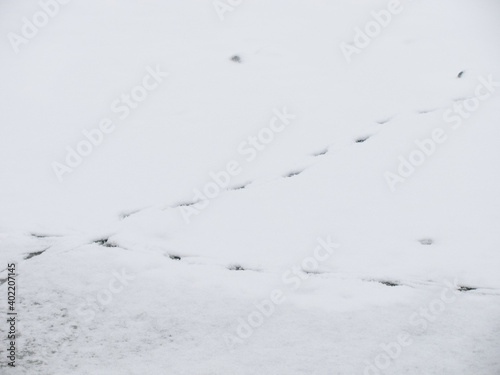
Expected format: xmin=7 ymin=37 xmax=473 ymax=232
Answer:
xmin=1 ymin=0 xmax=500 ymax=374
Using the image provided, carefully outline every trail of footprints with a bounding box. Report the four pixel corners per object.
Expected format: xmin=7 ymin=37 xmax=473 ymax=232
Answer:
xmin=141 ymin=130 xmax=378 ymax=212
xmin=3 ymin=70 xmax=489 ymax=296
xmin=117 ymin=116 xmax=383 ymax=218
xmin=153 ymin=245 xmax=488 ymax=294
xmin=96 ymin=230 xmax=495 ymax=294
xmin=1 ymin=232 xmax=493 ymax=298
xmin=89 ymin=236 xmax=487 ymax=294
xmin=121 ymin=83 xmax=474 ymax=219
xmin=56 ymin=69 xmax=481 ymax=292
xmin=114 ymin=67 xmax=469 ymax=222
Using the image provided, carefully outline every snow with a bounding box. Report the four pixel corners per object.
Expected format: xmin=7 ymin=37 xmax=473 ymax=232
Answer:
xmin=1 ymin=0 xmax=500 ymax=374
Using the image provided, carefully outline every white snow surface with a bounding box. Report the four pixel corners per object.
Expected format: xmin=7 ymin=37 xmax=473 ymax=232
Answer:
xmin=1 ymin=0 xmax=500 ymax=374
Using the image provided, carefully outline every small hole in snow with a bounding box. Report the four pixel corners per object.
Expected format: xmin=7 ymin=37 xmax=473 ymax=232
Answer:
xmin=355 ymin=136 xmax=370 ymax=143
xmin=285 ymin=170 xmax=302 ymax=178
xmin=419 ymin=239 xmax=433 ymax=245
xmin=378 ymin=280 xmax=400 ymax=287
xmin=120 ymin=210 xmax=140 ymax=219
xmin=458 ymin=286 xmax=477 ymax=292
xmin=303 ymin=269 xmax=322 ymax=275
xmin=228 ymin=265 xmax=245 ymax=271
xmin=229 ymin=183 xmax=250 ymax=191
xmin=377 ymin=118 xmax=392 ymax=125
xmin=94 ymin=239 xmax=117 ymax=248
xmin=176 ymin=201 xmax=198 ymax=208
xmin=30 ymin=233 xmax=51 ymax=238
xmin=313 ymin=149 xmax=328 ymax=156
xmin=418 ymin=109 xmax=436 ymax=114
xmin=24 ymin=248 xmax=49 ymax=260
xmin=230 ymin=55 xmax=242 ymax=63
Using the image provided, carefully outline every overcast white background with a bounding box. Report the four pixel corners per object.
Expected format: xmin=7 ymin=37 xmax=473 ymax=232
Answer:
xmin=1 ymin=0 xmax=500 ymax=374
